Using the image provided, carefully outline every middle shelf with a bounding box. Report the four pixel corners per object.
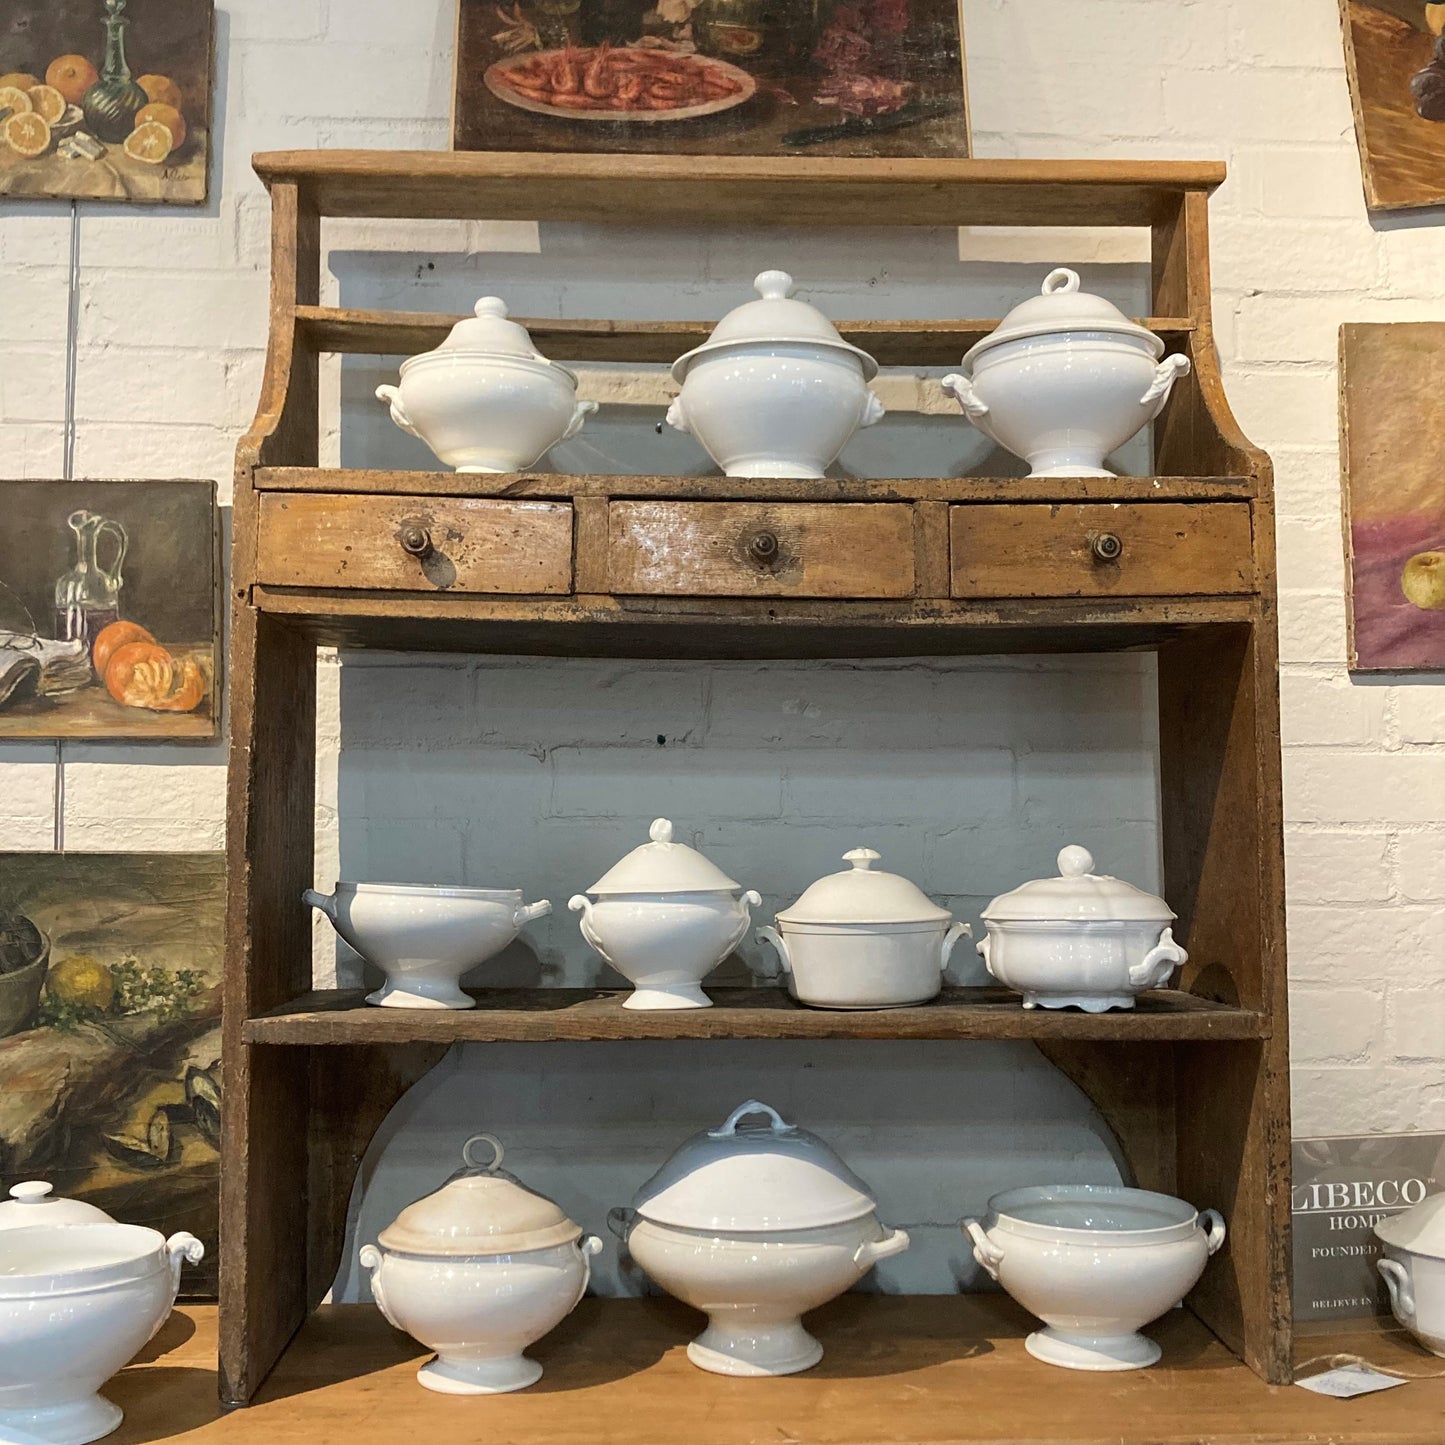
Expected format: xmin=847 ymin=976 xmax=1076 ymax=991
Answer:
xmin=243 ymin=986 xmax=1265 ymax=1045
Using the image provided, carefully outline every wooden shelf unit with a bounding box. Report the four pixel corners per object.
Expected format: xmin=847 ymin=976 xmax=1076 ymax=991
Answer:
xmin=224 ymin=153 xmax=1290 ymax=1415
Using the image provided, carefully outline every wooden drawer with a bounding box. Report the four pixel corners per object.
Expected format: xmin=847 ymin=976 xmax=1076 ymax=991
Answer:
xmin=608 ymin=501 xmax=915 ymax=598
xmin=256 ymin=494 xmax=573 ymax=594
xmin=950 ymin=503 xmax=1254 ymax=598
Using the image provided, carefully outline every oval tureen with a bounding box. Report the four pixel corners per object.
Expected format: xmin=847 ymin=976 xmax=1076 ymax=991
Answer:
xmin=942 ymin=268 xmax=1190 ymax=478
xmin=359 ymin=1134 xmax=602 ymax=1395
xmin=570 ymin=819 xmax=760 ymax=1010
xmin=1376 ymin=1193 xmax=1445 ymax=1356
xmin=610 ymin=1100 xmax=909 ymax=1376
xmin=758 ymin=848 xmax=970 ymax=1009
xmin=376 ymin=297 xmax=597 ymax=473
xmin=977 ymin=845 xmax=1187 ymax=1012
xmin=667 ymin=270 xmax=884 ymax=478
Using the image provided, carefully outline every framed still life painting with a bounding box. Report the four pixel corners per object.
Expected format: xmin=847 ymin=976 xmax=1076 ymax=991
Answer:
xmin=452 ymin=0 xmax=969 ymax=157
xmin=0 ymin=478 xmax=219 ymax=741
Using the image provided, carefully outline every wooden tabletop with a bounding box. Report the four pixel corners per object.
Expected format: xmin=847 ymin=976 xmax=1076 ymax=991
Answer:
xmin=109 ymin=1298 xmax=1444 ymax=1444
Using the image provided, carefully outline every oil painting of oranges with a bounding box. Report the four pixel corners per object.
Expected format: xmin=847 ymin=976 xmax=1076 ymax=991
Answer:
xmin=0 ymin=0 xmax=213 ymax=203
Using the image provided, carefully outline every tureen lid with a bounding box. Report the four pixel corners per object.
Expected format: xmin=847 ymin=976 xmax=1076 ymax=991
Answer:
xmin=981 ymin=846 xmax=1176 ymax=924
xmin=630 ymin=1100 xmax=877 ymax=1232
xmin=585 ymin=818 xmax=742 ymax=895
xmin=963 ymin=268 xmax=1165 ymax=368
xmin=413 ymin=296 xmax=574 ymax=375
xmin=1375 ymin=1193 xmax=1445 ymax=1258
xmin=776 ymin=849 xmax=951 ymax=926
xmin=671 ymin=270 xmax=879 ymax=382
xmin=0 ymin=1181 xmax=114 ymax=1229
xmin=377 ymin=1134 xmax=583 ymax=1255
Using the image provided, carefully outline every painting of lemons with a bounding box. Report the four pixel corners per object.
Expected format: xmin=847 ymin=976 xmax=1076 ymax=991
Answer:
xmin=0 ymin=0 xmax=213 ymax=203
xmin=0 ymin=854 xmax=222 ymax=1296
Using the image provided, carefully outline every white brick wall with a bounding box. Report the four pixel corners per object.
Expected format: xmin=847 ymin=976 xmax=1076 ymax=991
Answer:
xmin=3 ymin=0 xmax=1443 ymax=1293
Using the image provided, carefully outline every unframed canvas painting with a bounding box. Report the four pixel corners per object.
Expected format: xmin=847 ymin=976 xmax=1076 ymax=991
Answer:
xmin=0 ymin=853 xmax=222 ymax=1296
xmin=0 ymin=478 xmax=218 ymax=740
xmin=453 ymin=0 xmax=969 ymax=157
xmin=1341 ymin=322 xmax=1445 ymax=671
xmin=0 ymin=0 xmax=213 ymax=204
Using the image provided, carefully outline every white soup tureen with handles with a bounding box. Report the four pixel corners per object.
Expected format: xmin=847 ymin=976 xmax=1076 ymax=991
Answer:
xmin=1376 ymin=1193 xmax=1445 ymax=1356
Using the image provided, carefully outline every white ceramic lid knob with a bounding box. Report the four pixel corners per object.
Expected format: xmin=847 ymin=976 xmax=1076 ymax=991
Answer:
xmin=1057 ymin=845 xmax=1095 ymax=878
xmin=9 ymin=1182 xmax=52 ymax=1203
xmin=462 ymin=1132 xmax=505 ymax=1171
xmin=649 ymin=818 xmax=675 ymax=844
xmin=844 ymin=848 xmax=881 ymax=871
xmin=475 ymin=297 xmax=508 ymax=318
xmin=1042 ymin=268 xmax=1081 ymax=296
xmin=754 ymin=269 xmax=795 ymax=300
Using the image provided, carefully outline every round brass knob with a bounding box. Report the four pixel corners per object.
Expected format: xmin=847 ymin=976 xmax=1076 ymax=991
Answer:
xmin=746 ymin=530 xmax=780 ymax=566
xmin=1091 ymin=532 xmax=1123 ymax=563
xmin=399 ymin=524 xmax=432 ymax=558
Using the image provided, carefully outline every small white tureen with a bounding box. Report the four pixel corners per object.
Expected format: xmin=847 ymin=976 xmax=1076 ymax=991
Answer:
xmin=305 ymin=882 xmax=551 ymax=1010
xmin=963 ymin=1184 xmax=1225 ymax=1372
xmin=942 ymin=267 xmax=1191 ymax=478
xmin=376 ymin=297 xmax=597 ymax=473
xmin=1376 ymin=1194 xmax=1445 ymax=1356
xmin=666 ymin=270 xmax=884 ymax=478
xmin=359 ymin=1134 xmax=602 ymax=1396
xmin=977 ymin=845 xmax=1187 ymax=1012
xmin=758 ymin=848 xmax=971 ymax=1009
xmin=610 ymin=1101 xmax=908 ymax=1377
xmin=569 ymin=819 xmax=760 ymax=1010
xmin=0 ymin=1182 xmax=203 ymax=1445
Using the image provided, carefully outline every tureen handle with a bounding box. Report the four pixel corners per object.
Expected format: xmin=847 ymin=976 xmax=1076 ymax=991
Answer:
xmin=1378 ymin=1258 xmax=1415 ymax=1325
xmin=359 ymin=1245 xmax=402 ymax=1330
xmin=565 ymin=399 xmax=599 ymax=441
xmin=664 ymin=396 xmax=690 ymax=435
xmin=853 ymin=1227 xmax=910 ymax=1269
xmin=712 ymin=1100 xmax=793 ymax=1138
xmin=975 ymin=931 xmax=997 ymax=979
xmin=1138 ymin=353 xmax=1192 ymax=420
xmin=514 ymin=898 xmax=552 ymax=927
xmin=1128 ymin=926 xmax=1188 ymax=990
xmin=1198 ymin=1208 xmax=1227 ymax=1257
xmin=755 ymin=926 xmax=792 ymax=980
xmin=941 ymin=372 xmax=990 ymax=421
xmin=375 ymin=384 xmax=420 ymax=439
xmin=861 ymin=390 xmax=886 ymax=428
xmin=940 ymin=920 xmax=973 ymax=972
xmin=960 ymin=1218 xmax=1003 ymax=1281
xmin=150 ymin=1233 xmax=204 ymax=1338
xmin=302 ymin=887 xmax=337 ymax=921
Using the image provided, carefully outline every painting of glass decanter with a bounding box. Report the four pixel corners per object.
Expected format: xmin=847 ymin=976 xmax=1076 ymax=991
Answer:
xmin=54 ymin=510 xmax=128 ymax=661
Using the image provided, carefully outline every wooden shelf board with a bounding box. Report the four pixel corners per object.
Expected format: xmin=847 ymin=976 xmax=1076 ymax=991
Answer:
xmin=134 ymin=1301 xmax=1434 ymax=1444
xmin=253 ymin=152 xmax=1226 ymax=227
xmin=243 ymin=985 xmax=1265 ymax=1045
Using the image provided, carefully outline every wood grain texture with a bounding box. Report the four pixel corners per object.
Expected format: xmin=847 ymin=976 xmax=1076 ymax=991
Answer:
xmin=950 ymin=503 xmax=1254 ymax=598
xmin=608 ymin=501 xmax=915 ymax=597
xmin=256 ymin=493 xmax=573 ymax=594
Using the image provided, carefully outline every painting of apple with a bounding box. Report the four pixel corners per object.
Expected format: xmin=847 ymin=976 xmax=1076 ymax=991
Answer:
xmin=1401 ymin=550 xmax=1445 ymax=610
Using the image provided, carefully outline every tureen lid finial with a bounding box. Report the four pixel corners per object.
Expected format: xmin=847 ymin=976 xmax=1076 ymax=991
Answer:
xmin=754 ymin=269 xmax=795 ymax=300
xmin=462 ymin=1133 xmax=505 ymax=1172
xmin=649 ymin=818 xmax=674 ymax=844
xmin=1041 ymin=268 xmax=1081 ymax=296
xmin=843 ymin=848 xmax=881 ymax=871
xmin=1058 ymin=845 xmax=1095 ymax=878
xmin=9 ymin=1182 xmax=52 ymax=1202
xmin=474 ymin=296 xmax=509 ymax=318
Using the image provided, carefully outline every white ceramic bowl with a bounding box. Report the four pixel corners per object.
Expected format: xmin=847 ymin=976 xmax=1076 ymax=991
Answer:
xmin=962 ymin=1184 xmax=1225 ymax=1371
xmin=1375 ymin=1197 xmax=1445 ymax=1356
xmin=304 ymin=882 xmax=551 ymax=1009
xmin=360 ymin=1235 xmax=602 ymax=1394
xmin=0 ymin=1222 xmax=203 ymax=1444
xmin=613 ymin=1212 xmax=907 ymax=1376
xmin=758 ymin=919 xmax=971 ymax=1009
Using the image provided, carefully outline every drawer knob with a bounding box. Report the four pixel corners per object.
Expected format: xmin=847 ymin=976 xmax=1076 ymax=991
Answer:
xmin=399 ymin=523 xmax=433 ymax=558
xmin=746 ymin=529 xmax=781 ymax=566
xmin=1091 ymin=532 xmax=1124 ymax=563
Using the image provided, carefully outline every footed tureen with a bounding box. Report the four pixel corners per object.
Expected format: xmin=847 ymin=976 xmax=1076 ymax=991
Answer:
xmin=666 ymin=270 xmax=884 ymax=478
xmin=1376 ymin=1193 xmax=1445 ymax=1356
xmin=942 ymin=268 xmax=1191 ymax=478
xmin=376 ymin=297 xmax=597 ymax=473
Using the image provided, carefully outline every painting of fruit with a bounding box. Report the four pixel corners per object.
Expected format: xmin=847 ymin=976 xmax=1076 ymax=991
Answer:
xmin=1340 ymin=322 xmax=1445 ymax=670
xmin=0 ymin=478 xmax=219 ymax=740
xmin=0 ymin=853 xmax=223 ymax=1297
xmin=0 ymin=0 xmax=212 ymax=204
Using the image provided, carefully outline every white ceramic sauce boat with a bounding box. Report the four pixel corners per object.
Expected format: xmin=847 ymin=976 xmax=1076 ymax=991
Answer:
xmin=304 ymin=882 xmax=551 ymax=1009
xmin=1376 ymin=1194 xmax=1445 ymax=1355
xmin=942 ymin=268 xmax=1190 ymax=478
xmin=667 ymin=271 xmax=883 ymax=478
xmin=962 ymin=1184 xmax=1224 ymax=1371
xmin=376 ymin=297 xmax=596 ymax=473
xmin=0 ymin=1219 xmax=203 ymax=1444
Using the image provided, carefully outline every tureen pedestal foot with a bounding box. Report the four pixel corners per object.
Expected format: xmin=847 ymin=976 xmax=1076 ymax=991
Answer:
xmin=418 ymin=1353 xmax=543 ymax=1395
xmin=365 ymin=976 xmax=475 ymax=1009
xmin=1025 ymin=460 xmax=1115 ymax=479
xmin=0 ymin=1392 xmax=124 ymax=1445
xmin=1025 ymin=1328 xmax=1161 ymax=1372
xmin=722 ymin=460 xmax=825 ymax=480
xmin=454 ymin=463 xmax=513 ymax=474
xmin=623 ymin=983 xmax=712 ymax=1010
xmin=1022 ymin=991 xmax=1134 ymax=1013
xmin=688 ymin=1311 xmax=823 ymax=1376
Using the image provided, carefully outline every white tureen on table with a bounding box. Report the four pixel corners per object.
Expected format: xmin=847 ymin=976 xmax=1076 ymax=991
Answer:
xmin=359 ymin=1133 xmax=602 ymax=1396
xmin=610 ymin=1100 xmax=909 ymax=1377
xmin=977 ymin=845 xmax=1187 ymax=1012
xmin=758 ymin=848 xmax=971 ymax=1009
xmin=942 ymin=267 xmax=1191 ymax=478
xmin=569 ymin=818 xmax=760 ymax=1010
xmin=1376 ymin=1193 xmax=1445 ymax=1356
xmin=666 ymin=270 xmax=884 ymax=478
xmin=376 ymin=297 xmax=597 ymax=473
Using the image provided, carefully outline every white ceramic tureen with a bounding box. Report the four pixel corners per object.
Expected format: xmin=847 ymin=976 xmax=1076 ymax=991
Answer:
xmin=977 ymin=845 xmax=1187 ymax=1012
xmin=666 ymin=270 xmax=884 ymax=478
xmin=962 ymin=1184 xmax=1225 ymax=1372
xmin=376 ymin=297 xmax=597 ymax=473
xmin=942 ymin=268 xmax=1191 ymax=478
xmin=569 ymin=819 xmax=760 ymax=1010
xmin=0 ymin=1183 xmax=203 ymax=1445
xmin=304 ymin=882 xmax=551 ymax=1010
xmin=611 ymin=1102 xmax=907 ymax=1376
xmin=758 ymin=848 xmax=970 ymax=1009
xmin=359 ymin=1134 xmax=602 ymax=1396
xmin=1376 ymin=1193 xmax=1445 ymax=1355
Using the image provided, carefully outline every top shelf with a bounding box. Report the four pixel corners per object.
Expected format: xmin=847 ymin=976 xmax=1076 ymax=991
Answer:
xmin=251 ymin=151 xmax=1226 ymax=227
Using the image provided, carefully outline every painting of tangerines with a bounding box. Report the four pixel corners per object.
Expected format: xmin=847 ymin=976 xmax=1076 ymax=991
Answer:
xmin=453 ymin=0 xmax=969 ymax=157
xmin=0 ymin=0 xmax=213 ymax=203
xmin=0 ymin=479 xmax=219 ymax=740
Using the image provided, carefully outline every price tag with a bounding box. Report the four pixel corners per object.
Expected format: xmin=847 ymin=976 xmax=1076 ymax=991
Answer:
xmin=1296 ymin=1364 xmax=1410 ymax=1399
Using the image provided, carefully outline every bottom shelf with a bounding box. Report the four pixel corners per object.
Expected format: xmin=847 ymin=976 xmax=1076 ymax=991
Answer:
xmin=123 ymin=1299 xmax=1435 ymax=1445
